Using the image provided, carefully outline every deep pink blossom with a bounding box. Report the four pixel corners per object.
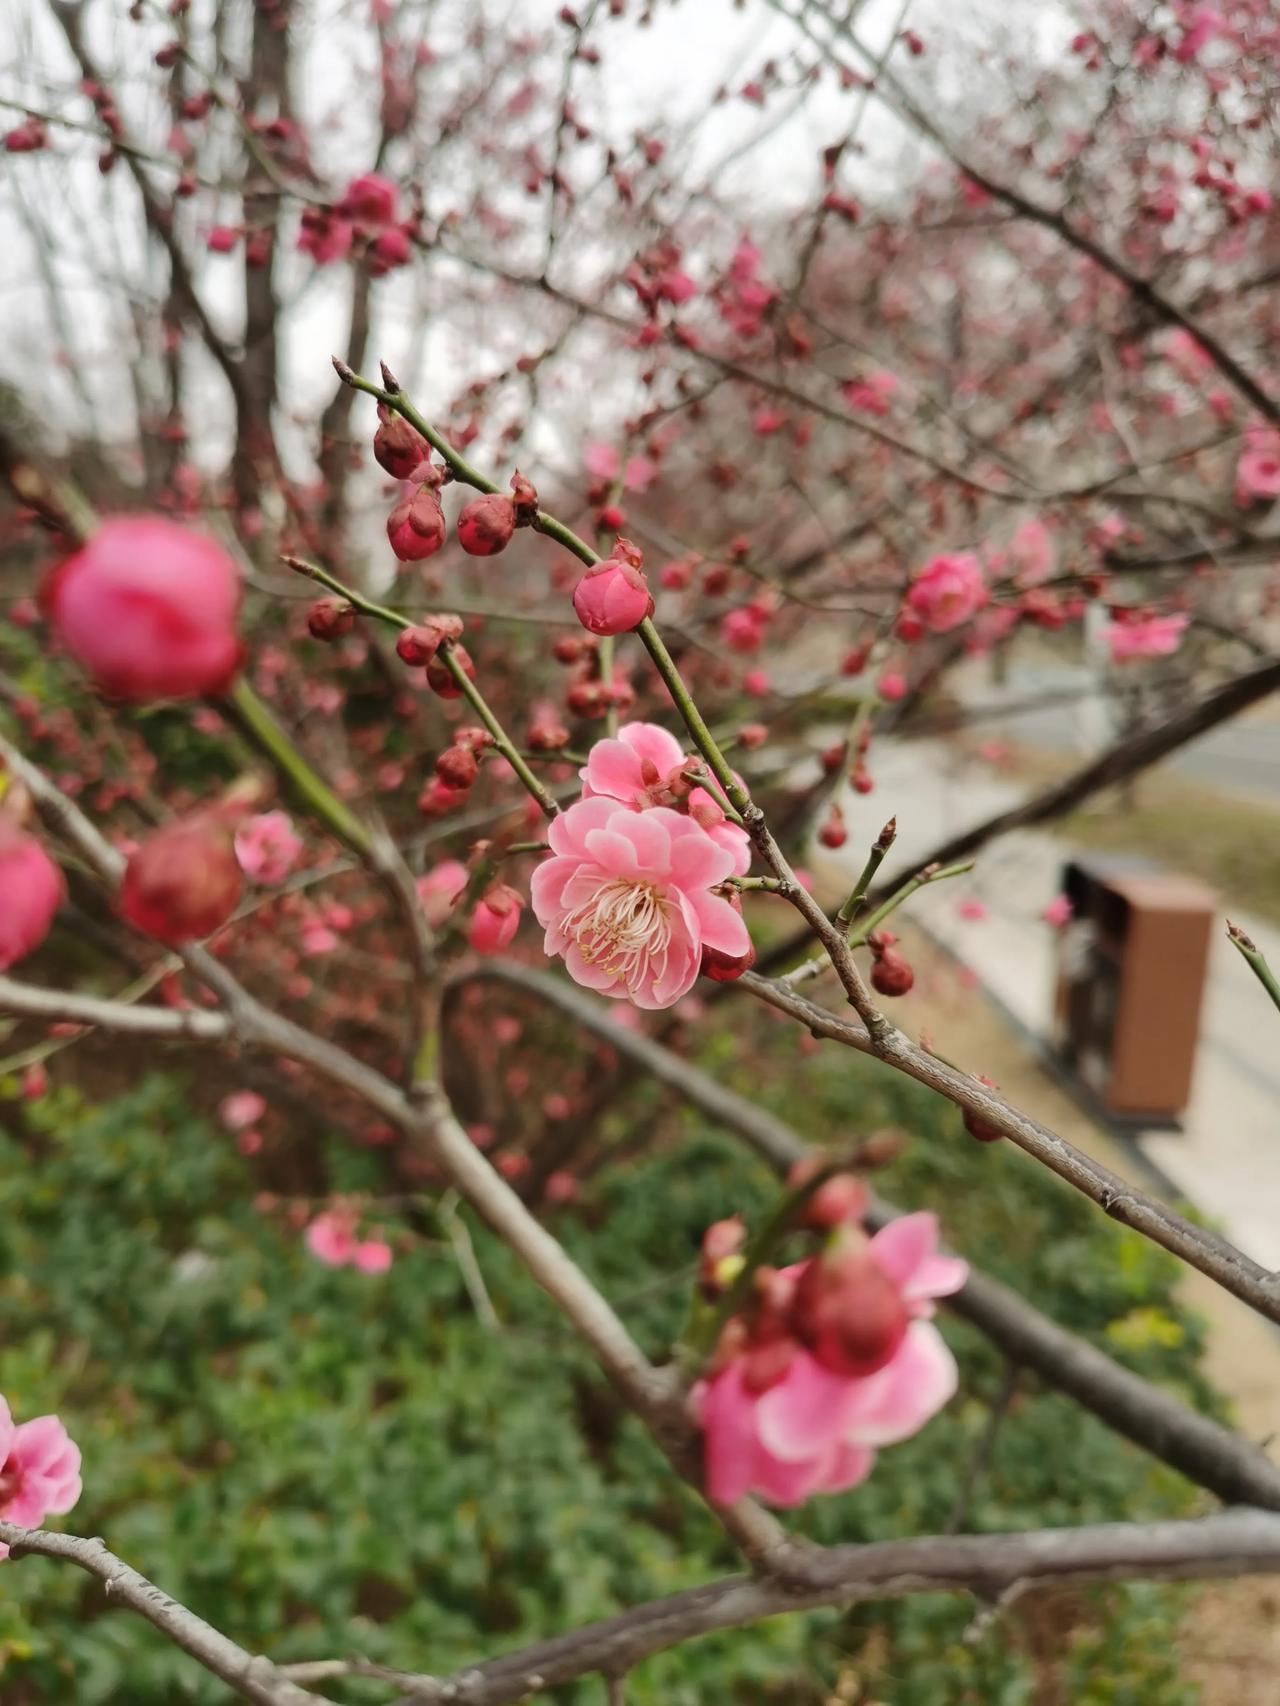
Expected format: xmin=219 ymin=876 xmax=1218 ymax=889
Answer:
xmin=580 ymin=723 xmax=750 ymax=875
xmin=0 ymin=1398 xmax=81 ymax=1554
xmin=693 ymin=1215 xmax=965 ymax=1507
xmin=840 ymin=370 xmax=898 ymax=415
xmin=1236 ymin=446 xmax=1280 ymax=501
xmin=0 ymin=823 xmax=63 ymax=970
xmin=43 ymin=517 xmax=241 ymax=702
xmin=234 ymin=811 xmax=302 ymax=885
xmin=904 ymin=552 xmax=988 ymax=633
xmin=353 ymin=1240 xmax=393 ymax=1273
xmin=1007 ymin=518 xmax=1055 ymax=587
xmin=1043 ymin=895 xmax=1074 ymax=928
xmin=338 ymin=171 xmax=399 ymax=229
xmin=1104 ymin=613 xmax=1189 ymax=662
xmin=531 ymin=796 xmax=750 ymax=1009
xmin=305 ymin=1211 xmax=358 ymax=1266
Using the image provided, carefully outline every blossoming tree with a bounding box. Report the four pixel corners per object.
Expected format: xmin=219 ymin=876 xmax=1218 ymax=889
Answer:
xmin=3 ymin=0 xmax=1280 ymax=1697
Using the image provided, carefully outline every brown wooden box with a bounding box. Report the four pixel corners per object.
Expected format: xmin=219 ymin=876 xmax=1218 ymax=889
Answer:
xmin=1054 ymin=856 xmax=1216 ymax=1122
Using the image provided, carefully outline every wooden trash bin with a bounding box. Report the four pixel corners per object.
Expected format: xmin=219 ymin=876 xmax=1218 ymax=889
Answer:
xmin=1053 ymin=855 xmax=1216 ymax=1124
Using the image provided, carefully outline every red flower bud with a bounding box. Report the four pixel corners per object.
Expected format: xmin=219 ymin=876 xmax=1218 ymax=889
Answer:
xmin=307 ymin=597 xmax=356 ymax=640
xmin=509 ymin=470 xmax=539 ymax=524
xmin=373 ymin=404 xmax=430 ymax=480
xmin=426 ymin=644 xmax=474 ymax=698
xmin=395 ymin=614 xmax=463 ymax=666
xmin=818 ymin=805 xmax=847 ymax=849
xmin=435 ymin=745 xmax=479 ymax=790
xmin=120 ymin=816 xmax=242 ymax=945
xmin=572 ymin=554 xmax=654 ymax=636
xmin=387 ymin=484 xmax=446 ymax=563
xmin=790 ymin=1229 xmax=909 ymax=1377
xmin=870 ymin=948 xmax=914 ymax=997
xmin=457 ymin=493 xmax=516 ymax=556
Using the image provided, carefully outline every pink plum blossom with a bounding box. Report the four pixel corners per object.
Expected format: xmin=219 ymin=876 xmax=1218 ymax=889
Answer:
xmin=581 ymin=723 xmax=751 ymax=875
xmin=1043 ymin=895 xmax=1074 ymax=927
xmin=531 ymin=796 xmax=750 ymax=1009
xmin=572 ymin=554 xmax=654 ymax=636
xmin=1007 ymin=518 xmax=1055 ymax=587
xmin=1104 ymin=613 xmax=1189 ymax=662
xmin=219 ymin=1090 xmax=266 ymax=1132
xmin=1236 ymin=445 xmax=1280 ymax=501
xmin=306 ymin=1211 xmax=357 ymax=1266
xmin=0 ymin=1398 xmax=81 ymax=1554
xmin=840 ymin=370 xmax=898 ymax=415
xmin=234 ymin=811 xmax=303 ymax=885
xmin=353 ymin=1240 xmax=393 ymax=1274
xmin=904 ymin=552 xmax=988 ymax=633
xmin=417 ymin=860 xmax=467 ymax=926
xmin=694 ymin=1215 xmax=966 ymax=1507
xmin=0 ymin=823 xmax=64 ymax=971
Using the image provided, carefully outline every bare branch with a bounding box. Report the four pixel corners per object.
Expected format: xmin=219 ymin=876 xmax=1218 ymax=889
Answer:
xmin=0 ymin=1524 xmax=327 ymax=1706
xmin=472 ymin=960 xmax=1280 ymax=1512
xmin=0 ymin=976 xmax=230 ymax=1042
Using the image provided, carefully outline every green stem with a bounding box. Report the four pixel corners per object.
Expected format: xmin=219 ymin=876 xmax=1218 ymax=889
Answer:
xmin=849 ymin=859 xmax=975 ymax=946
xmin=1228 ymin=924 xmax=1280 ymax=1017
xmin=225 ymin=679 xmax=371 ymax=854
xmin=636 ymin=618 xmax=748 ymax=825
xmin=286 ymin=556 xmax=559 ymax=820
xmin=837 ymin=818 xmax=897 ymax=928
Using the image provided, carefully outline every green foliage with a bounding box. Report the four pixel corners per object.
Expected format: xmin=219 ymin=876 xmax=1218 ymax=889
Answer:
xmin=0 ymin=1030 xmax=1216 ymax=1704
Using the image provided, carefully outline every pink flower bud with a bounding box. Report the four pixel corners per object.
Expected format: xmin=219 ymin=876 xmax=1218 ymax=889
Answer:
xmin=373 ymin=405 xmax=429 ymax=480
xmin=457 ymin=493 xmax=516 ymax=556
xmin=42 ymin=517 xmax=241 ymax=702
xmin=416 ymin=859 xmax=467 ymax=926
xmin=387 ymin=485 xmax=447 ymax=563
xmin=790 ymin=1229 xmax=910 ymax=1377
xmin=307 ymin=597 xmax=356 ymax=640
xmin=572 ymin=555 xmax=654 ymax=636
xmin=120 ymin=816 xmax=243 ymax=945
xmin=468 ymin=882 xmax=523 ymax=953
xmin=0 ymin=822 xmax=63 ymax=970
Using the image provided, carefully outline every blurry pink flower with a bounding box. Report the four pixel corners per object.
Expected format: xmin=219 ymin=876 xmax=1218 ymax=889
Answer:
xmin=1166 ymin=328 xmax=1212 ymax=381
xmin=305 ymin=1211 xmax=358 ymax=1266
xmin=0 ymin=1401 xmax=81 ymax=1552
xmin=353 ymin=1239 xmax=393 ymax=1274
xmin=1174 ymin=5 xmax=1225 ymax=61
xmin=624 ymin=456 xmax=657 ymax=492
xmin=219 ymin=1090 xmax=267 ymax=1133
xmin=234 ymin=811 xmax=303 ymax=886
xmin=583 ymin=442 xmax=621 ymax=481
xmin=338 ymin=171 xmax=399 ymax=229
xmin=417 ymin=860 xmax=467 ymax=927
xmin=1043 ymin=895 xmax=1074 ymax=928
xmin=468 ymin=883 xmax=523 ymax=953
xmin=752 ymin=407 xmax=787 ymax=436
xmin=582 ymin=723 xmax=750 ymax=875
xmin=545 ymin=1170 xmax=579 ymax=1204
xmin=0 ymin=823 xmax=63 ymax=971
xmin=721 ymin=607 xmax=766 ymax=654
xmin=841 ymin=371 xmax=898 ymax=416
xmin=877 ymin=670 xmax=907 ymax=702
xmin=905 ymin=552 xmax=988 ymax=633
xmin=531 ymin=796 xmax=750 ymax=1008
xmin=742 ymin=668 xmax=771 ymax=697
xmin=1236 ymin=446 xmax=1280 ymax=501
xmin=1104 ymin=613 xmax=1189 ymax=662
xmin=957 ymin=898 xmax=988 ymax=921
xmin=1007 ymin=517 xmax=1055 ymax=587
xmin=301 ymin=923 xmax=340 ymax=956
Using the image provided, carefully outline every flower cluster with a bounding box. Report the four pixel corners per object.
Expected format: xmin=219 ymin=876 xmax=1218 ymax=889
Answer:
xmin=693 ymin=1204 xmax=966 ymax=1507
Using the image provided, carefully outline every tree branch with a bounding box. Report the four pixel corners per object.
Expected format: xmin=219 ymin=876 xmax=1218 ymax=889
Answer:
xmin=0 ymin=1524 xmax=326 ymax=1706
xmin=471 ymin=960 xmax=1280 ymax=1512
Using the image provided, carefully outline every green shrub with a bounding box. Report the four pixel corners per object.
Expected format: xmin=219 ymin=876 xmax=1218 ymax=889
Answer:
xmin=0 ymin=1029 xmax=1214 ymax=1704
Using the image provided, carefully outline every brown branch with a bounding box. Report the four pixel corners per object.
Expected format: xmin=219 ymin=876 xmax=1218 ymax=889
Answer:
xmin=0 ymin=1524 xmax=326 ymax=1706
xmin=470 ymin=959 xmax=1280 ymax=1512
xmin=364 ymin=1511 xmax=1280 ymax=1703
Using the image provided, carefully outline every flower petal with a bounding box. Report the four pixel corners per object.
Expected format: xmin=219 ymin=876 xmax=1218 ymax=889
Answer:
xmin=755 ymin=1349 xmax=864 ymax=1462
xmin=839 ymin=1322 xmax=959 ymax=1447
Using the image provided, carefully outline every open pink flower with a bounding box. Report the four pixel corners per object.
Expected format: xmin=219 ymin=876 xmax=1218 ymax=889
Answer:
xmin=0 ymin=1399 xmax=81 ymax=1555
xmin=234 ymin=811 xmax=302 ymax=885
xmin=694 ymin=1215 xmax=966 ymax=1507
xmin=581 ymin=723 xmax=751 ymax=875
xmin=531 ymin=796 xmax=750 ymax=1009
xmin=0 ymin=823 xmax=64 ymax=971
xmin=1043 ymin=894 xmax=1074 ymax=928
xmin=1007 ymin=517 xmax=1055 ymax=587
xmin=219 ymin=1090 xmax=266 ymax=1133
xmin=353 ymin=1239 xmax=393 ymax=1274
xmin=905 ymin=552 xmax=988 ymax=633
xmin=306 ymin=1211 xmax=358 ymax=1266
xmin=1104 ymin=613 xmax=1189 ymax=662
xmin=1236 ymin=446 xmax=1280 ymax=501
